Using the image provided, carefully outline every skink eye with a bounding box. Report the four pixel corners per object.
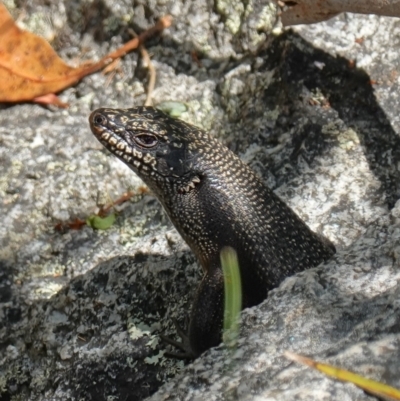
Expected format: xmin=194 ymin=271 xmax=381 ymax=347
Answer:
xmin=134 ymin=133 xmax=158 ymax=148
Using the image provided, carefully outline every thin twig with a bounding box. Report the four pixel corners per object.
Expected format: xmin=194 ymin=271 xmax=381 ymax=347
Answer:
xmin=140 ymin=45 xmax=156 ymax=106
xmin=128 ymin=28 xmax=156 ymax=106
xmin=75 ymin=15 xmax=172 ymax=78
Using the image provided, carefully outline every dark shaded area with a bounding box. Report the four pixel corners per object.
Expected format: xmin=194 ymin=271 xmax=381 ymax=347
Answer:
xmin=254 ymin=31 xmax=400 ymax=206
xmin=1 ymin=252 xmax=197 ymax=401
xmin=0 ymin=260 xmax=22 ymax=350
xmin=0 ymin=261 xmax=13 ymax=303
xmin=70 ymin=349 xmax=162 ymax=401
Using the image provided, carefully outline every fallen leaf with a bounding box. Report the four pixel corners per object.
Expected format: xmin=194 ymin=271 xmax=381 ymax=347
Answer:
xmin=86 ymin=213 xmax=116 ymax=230
xmin=284 ymin=351 xmax=400 ymax=401
xmin=156 ymin=101 xmax=188 ymax=118
xmin=0 ymin=4 xmax=172 ymax=104
xmin=33 ymin=93 xmax=69 ymax=108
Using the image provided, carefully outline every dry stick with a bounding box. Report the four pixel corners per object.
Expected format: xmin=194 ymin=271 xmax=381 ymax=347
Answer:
xmin=103 ymin=58 xmax=121 ymax=88
xmin=73 ymin=15 xmax=172 ymax=79
xmin=140 ymin=45 xmax=156 ymax=107
xmin=98 ymin=191 xmax=135 ymax=217
xmin=280 ymin=0 xmax=400 ymax=25
xmin=128 ymin=28 xmax=156 ymax=106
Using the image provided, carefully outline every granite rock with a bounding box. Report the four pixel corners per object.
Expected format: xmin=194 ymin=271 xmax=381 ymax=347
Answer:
xmin=0 ymin=1 xmax=399 ymax=400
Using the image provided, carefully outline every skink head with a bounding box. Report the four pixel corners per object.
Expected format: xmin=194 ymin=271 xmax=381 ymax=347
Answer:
xmin=89 ymin=107 xmax=203 ymax=196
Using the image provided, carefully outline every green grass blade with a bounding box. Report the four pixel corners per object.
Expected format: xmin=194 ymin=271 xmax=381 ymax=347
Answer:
xmin=220 ymin=247 xmax=242 ymax=349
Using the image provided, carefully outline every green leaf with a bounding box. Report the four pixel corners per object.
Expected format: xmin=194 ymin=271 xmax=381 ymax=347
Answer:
xmin=86 ymin=213 xmax=116 ymax=230
xmin=156 ymin=101 xmax=187 ymax=118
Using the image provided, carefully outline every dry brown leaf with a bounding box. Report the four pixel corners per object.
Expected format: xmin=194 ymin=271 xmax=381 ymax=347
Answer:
xmin=0 ymin=4 xmax=172 ymax=104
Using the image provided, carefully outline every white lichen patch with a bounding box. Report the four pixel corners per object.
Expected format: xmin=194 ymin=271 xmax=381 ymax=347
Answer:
xmin=127 ymin=319 xmax=152 ymax=341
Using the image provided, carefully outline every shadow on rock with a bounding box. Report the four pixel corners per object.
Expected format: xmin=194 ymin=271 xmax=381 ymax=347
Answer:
xmin=1 ymin=251 xmax=199 ymax=401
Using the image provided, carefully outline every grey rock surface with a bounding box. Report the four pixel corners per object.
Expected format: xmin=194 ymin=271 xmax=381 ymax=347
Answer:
xmin=0 ymin=1 xmax=399 ymax=400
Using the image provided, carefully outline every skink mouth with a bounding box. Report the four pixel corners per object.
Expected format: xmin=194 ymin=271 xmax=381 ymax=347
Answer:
xmin=89 ymin=110 xmax=131 ymax=155
xmin=89 ymin=109 xmax=160 ymax=178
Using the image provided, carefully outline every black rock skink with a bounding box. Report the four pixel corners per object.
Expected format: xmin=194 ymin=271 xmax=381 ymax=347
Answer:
xmin=89 ymin=107 xmax=335 ymax=357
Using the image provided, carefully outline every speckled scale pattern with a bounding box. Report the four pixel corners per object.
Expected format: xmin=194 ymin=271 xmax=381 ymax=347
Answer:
xmin=89 ymin=106 xmax=335 ymax=356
